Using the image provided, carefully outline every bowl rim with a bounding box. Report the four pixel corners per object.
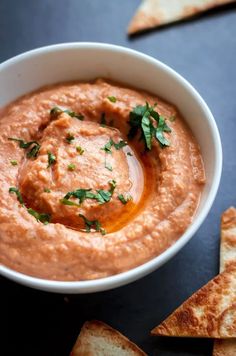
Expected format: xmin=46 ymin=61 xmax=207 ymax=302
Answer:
xmin=0 ymin=42 xmax=222 ymax=293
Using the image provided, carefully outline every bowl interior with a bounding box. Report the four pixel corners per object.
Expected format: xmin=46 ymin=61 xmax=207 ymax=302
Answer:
xmin=0 ymin=43 xmax=222 ymax=293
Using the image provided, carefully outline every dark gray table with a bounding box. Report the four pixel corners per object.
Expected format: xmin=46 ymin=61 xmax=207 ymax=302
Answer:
xmin=0 ymin=1 xmax=235 ymax=355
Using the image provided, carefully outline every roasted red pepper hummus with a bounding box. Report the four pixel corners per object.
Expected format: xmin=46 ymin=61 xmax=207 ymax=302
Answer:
xmin=0 ymin=79 xmax=205 ymax=280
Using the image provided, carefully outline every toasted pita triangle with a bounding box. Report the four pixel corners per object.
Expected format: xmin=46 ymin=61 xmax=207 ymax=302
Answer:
xmin=151 ymin=263 xmax=236 ymax=338
xmin=219 ymin=207 xmax=236 ymax=271
xmin=128 ymin=0 xmax=236 ymax=34
xmin=213 ymin=207 xmax=236 ymax=355
xmin=71 ymin=320 xmax=147 ymax=355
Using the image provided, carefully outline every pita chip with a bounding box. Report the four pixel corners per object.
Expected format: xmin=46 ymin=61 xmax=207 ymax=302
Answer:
xmin=151 ymin=207 xmax=236 ymax=339
xmin=213 ymin=207 xmax=236 ymax=356
xmin=71 ymin=320 xmax=147 ymax=356
xmin=128 ymin=0 xmax=236 ymax=35
xmin=219 ymin=206 xmax=236 ymax=271
xmin=151 ymin=263 xmax=236 ymax=338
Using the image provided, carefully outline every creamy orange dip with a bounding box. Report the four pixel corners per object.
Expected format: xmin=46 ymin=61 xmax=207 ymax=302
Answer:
xmin=0 ymin=79 xmax=205 ymax=280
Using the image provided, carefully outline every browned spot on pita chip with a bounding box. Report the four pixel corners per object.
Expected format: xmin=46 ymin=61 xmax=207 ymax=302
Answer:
xmin=128 ymin=0 xmax=236 ymax=35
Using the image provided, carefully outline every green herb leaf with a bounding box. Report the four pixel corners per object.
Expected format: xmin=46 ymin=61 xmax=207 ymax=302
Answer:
xmin=118 ymin=194 xmax=132 ymax=205
xmin=27 ymin=143 xmax=41 ymax=158
xmin=66 ymin=133 xmax=75 ymax=143
xmin=96 ymin=190 xmax=112 ymax=204
xmin=8 ymin=138 xmax=36 ymax=149
xmin=8 ymin=138 xmax=41 ymax=158
xmin=169 ymin=115 xmax=176 ymax=122
xmin=47 ymin=151 xmax=56 ymax=168
xmin=50 ymin=106 xmax=63 ymax=118
xmin=10 ymin=160 xmax=18 ymax=166
xmin=27 ymin=208 xmax=51 ymax=224
xmin=44 ymin=188 xmax=51 ymax=193
xmin=160 ymin=116 xmax=172 ymax=133
xmin=68 ymin=163 xmax=76 ymax=171
xmin=50 ymin=107 xmax=84 ymax=120
xmin=155 ymin=116 xmax=171 ymax=147
xmin=76 ymin=146 xmax=84 ymax=155
xmin=63 ymin=180 xmax=116 ymax=206
xmin=65 ymin=110 xmax=84 ymax=121
xmin=95 ymin=180 xmax=117 ymax=204
xmin=107 ymin=96 xmax=117 ymax=103
xmin=101 ymin=139 xmax=127 ymax=153
xmin=128 ymin=103 xmax=171 ymax=150
xmin=60 ymin=198 xmax=80 ymax=207
xmin=64 ymin=188 xmax=93 ymax=204
xmin=101 ymin=139 xmax=126 ymax=170
xmin=79 ymin=214 xmax=106 ymax=235
xmin=108 ymin=179 xmax=116 ymax=195
xmin=141 ymin=112 xmax=153 ymax=150
xmin=105 ymin=161 xmax=113 ymax=171
xmin=101 ymin=139 xmax=113 ymax=154
xmin=113 ymin=140 xmax=127 ymax=150
xmin=9 ymin=187 xmax=50 ymax=223
xmin=9 ymin=187 xmax=24 ymax=205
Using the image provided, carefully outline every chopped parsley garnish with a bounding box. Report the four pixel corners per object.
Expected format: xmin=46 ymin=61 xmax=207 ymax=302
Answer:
xmin=50 ymin=106 xmax=63 ymax=118
xmin=27 ymin=143 xmax=41 ymax=158
xmin=113 ymin=140 xmax=127 ymax=150
xmin=62 ymin=180 xmax=116 ymax=206
xmin=9 ymin=187 xmax=24 ymax=205
xmin=108 ymin=179 xmax=116 ymax=195
xmin=169 ymin=115 xmax=176 ymax=122
xmin=27 ymin=208 xmax=51 ymax=224
xmin=155 ymin=116 xmax=172 ymax=147
xmin=96 ymin=186 xmax=113 ymax=204
xmin=102 ymin=139 xmax=113 ymax=154
xmin=101 ymin=139 xmax=127 ymax=154
xmin=68 ymin=163 xmax=76 ymax=171
xmin=100 ymin=113 xmax=107 ymax=127
xmin=79 ymin=214 xmax=106 ymax=235
xmin=107 ymin=96 xmax=117 ymax=103
xmin=101 ymin=139 xmax=126 ymax=170
xmin=66 ymin=133 xmax=75 ymax=143
xmin=127 ymin=152 xmax=133 ymax=156
xmin=63 ymin=189 xmax=93 ymax=204
xmin=59 ymin=198 xmax=80 ymax=207
xmin=10 ymin=160 xmax=18 ymax=166
xmin=8 ymin=138 xmax=41 ymax=158
xmin=44 ymin=188 xmax=51 ymax=193
xmin=118 ymin=194 xmax=132 ymax=205
xmin=105 ymin=161 xmax=113 ymax=171
xmin=50 ymin=107 xmax=84 ymax=120
xmin=76 ymin=146 xmax=84 ymax=155
xmin=47 ymin=151 xmax=56 ymax=168
xmin=9 ymin=187 xmax=50 ymax=223
xmin=104 ymin=154 xmax=113 ymax=171
xmin=128 ymin=102 xmax=171 ymax=150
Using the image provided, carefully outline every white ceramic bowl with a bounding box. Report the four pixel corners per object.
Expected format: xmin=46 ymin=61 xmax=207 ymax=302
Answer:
xmin=0 ymin=43 xmax=222 ymax=293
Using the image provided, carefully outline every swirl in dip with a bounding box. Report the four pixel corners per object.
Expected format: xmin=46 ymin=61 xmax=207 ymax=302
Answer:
xmin=0 ymin=79 xmax=205 ymax=280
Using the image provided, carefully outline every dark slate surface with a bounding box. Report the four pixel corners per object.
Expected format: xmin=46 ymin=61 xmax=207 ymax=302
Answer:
xmin=0 ymin=1 xmax=236 ymax=355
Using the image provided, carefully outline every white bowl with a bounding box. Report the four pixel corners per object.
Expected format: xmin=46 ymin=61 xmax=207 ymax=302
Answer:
xmin=0 ymin=43 xmax=222 ymax=293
